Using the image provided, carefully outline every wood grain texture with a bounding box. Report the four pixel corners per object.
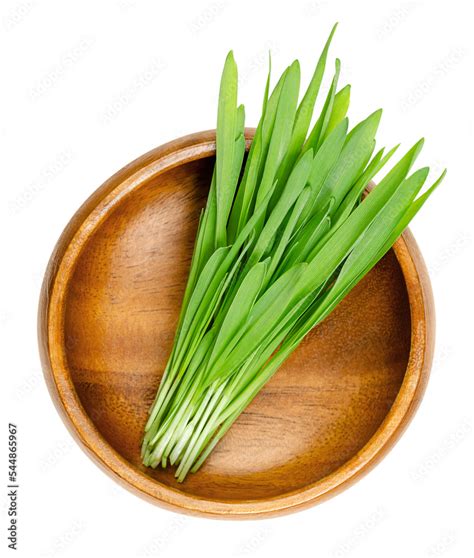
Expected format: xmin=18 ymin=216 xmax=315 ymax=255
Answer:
xmin=38 ymin=130 xmax=435 ymax=518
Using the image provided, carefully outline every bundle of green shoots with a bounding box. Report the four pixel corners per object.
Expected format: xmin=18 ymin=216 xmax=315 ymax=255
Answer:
xmin=142 ymin=24 xmax=445 ymax=481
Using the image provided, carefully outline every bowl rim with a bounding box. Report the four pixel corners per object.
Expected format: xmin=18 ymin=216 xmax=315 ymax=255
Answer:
xmin=38 ymin=129 xmax=435 ymax=519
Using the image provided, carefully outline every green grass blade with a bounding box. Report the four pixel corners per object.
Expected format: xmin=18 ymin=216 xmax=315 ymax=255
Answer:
xmin=205 ymin=261 xmax=268 ymax=374
xmin=245 ymin=149 xmax=313 ymax=268
xmin=143 ymin=38 xmax=446 ymax=480
xmin=296 ymin=117 xmax=348 ymax=227
xmin=262 ymin=52 xmax=271 ymax=115
xmin=372 ymin=169 xmax=447 ymax=262
xmin=263 ymin=185 xmax=312 ymax=287
xmin=172 ymin=247 xmax=230 ymax=362
xmin=323 ymin=84 xmax=351 ymax=140
xmin=303 ymin=58 xmax=341 ymax=154
xmin=278 ymin=200 xmax=333 ymax=273
xmin=215 ymin=51 xmax=241 ymax=247
xmin=295 ymin=142 xmax=426 ymax=298
xmin=227 ymin=62 xmax=285 ymax=241
xmin=274 ymin=24 xmax=337 ymax=188
xmin=292 ymin=167 xmax=435 ymax=335
xmin=254 ymin=61 xmax=301 ymax=215
xmin=312 ymin=109 xmax=381 ymax=214
xmin=332 ymin=143 xmax=400 ymax=229
xmin=204 ymin=263 xmax=307 ymax=386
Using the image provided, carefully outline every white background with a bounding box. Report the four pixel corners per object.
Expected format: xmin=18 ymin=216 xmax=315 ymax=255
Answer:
xmin=2 ymin=0 xmax=473 ymax=556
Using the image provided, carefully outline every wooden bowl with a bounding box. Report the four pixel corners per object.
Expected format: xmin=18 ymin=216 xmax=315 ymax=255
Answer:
xmin=38 ymin=130 xmax=434 ymax=518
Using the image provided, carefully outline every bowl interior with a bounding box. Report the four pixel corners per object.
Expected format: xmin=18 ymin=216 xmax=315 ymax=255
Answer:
xmin=62 ymin=155 xmax=411 ymax=501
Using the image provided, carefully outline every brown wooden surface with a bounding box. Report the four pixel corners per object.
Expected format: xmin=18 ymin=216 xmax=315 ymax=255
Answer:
xmin=38 ymin=130 xmax=435 ymax=518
